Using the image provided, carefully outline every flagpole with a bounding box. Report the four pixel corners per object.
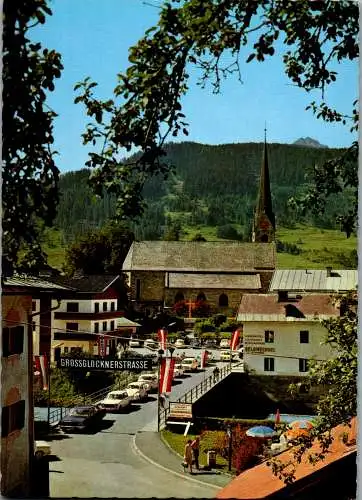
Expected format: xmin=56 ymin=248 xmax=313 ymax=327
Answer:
xmin=157 ymin=349 xmax=163 ymax=432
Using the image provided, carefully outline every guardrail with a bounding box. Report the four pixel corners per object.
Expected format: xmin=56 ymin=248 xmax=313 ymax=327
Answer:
xmin=159 ymin=364 xmax=232 ymax=430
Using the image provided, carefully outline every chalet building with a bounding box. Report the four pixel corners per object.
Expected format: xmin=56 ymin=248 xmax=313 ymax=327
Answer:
xmin=50 ymin=275 xmax=126 ymax=361
xmin=269 ymin=268 xmax=358 ymax=293
xmin=237 ymin=291 xmax=340 ymax=376
xmin=123 ymin=137 xmax=276 ymax=315
xmin=1 ymin=276 xmax=69 ymax=497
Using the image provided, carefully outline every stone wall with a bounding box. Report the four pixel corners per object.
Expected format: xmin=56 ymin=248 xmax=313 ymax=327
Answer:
xmin=129 ymin=271 xmax=166 ymax=302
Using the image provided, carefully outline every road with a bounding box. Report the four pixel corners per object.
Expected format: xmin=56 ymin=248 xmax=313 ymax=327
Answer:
xmin=49 ymin=348 xmax=229 ymax=498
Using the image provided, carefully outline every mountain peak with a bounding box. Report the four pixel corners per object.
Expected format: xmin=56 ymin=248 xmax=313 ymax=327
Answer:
xmin=293 ymin=137 xmax=328 ymax=148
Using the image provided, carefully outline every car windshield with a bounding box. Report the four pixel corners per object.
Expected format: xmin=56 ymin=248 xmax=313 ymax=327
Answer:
xmin=128 ymin=384 xmax=140 ymax=389
xmin=183 ymin=359 xmax=193 ymax=364
xmin=109 ymin=393 xmax=126 ymax=400
xmin=69 ymin=408 xmax=91 ymax=416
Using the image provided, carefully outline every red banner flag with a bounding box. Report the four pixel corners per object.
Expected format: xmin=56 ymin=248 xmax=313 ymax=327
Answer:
xmin=158 ymin=328 xmax=168 ymax=351
xmin=231 ymin=330 xmax=240 ymax=351
xmin=159 ymin=357 xmax=176 ymax=394
xmin=34 ymin=354 xmax=49 ymax=390
xmin=200 ymin=350 xmax=208 ymax=368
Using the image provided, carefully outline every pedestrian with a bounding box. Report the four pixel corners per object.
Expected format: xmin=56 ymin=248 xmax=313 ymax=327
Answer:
xmin=183 ymin=439 xmax=193 ymax=474
xmin=213 ymin=366 xmax=220 ymax=382
xmin=191 ymin=436 xmax=200 ymax=470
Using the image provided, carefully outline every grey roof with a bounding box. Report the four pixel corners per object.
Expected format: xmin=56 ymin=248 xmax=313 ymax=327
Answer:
xmin=49 ymin=275 xmax=121 ymax=293
xmin=123 ymin=241 xmax=276 ymax=272
xmin=167 ymin=273 xmax=261 ymax=289
xmin=116 ymin=317 xmax=141 ymax=328
xmin=269 ymin=269 xmax=357 ymax=292
xmin=3 ymin=276 xmax=73 ymax=291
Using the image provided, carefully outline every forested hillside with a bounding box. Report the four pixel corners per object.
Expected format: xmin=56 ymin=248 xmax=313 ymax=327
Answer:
xmin=54 ymin=141 xmax=354 ymax=244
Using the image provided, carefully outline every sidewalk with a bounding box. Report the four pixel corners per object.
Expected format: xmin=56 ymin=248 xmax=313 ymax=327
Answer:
xmin=133 ymin=431 xmax=232 ymax=489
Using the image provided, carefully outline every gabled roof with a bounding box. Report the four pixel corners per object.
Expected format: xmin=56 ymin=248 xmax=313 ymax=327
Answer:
xmin=49 ymin=275 xmax=121 ymax=293
xmin=116 ymin=317 xmax=141 ymax=328
xmin=167 ymin=273 xmax=261 ymax=289
xmin=237 ymin=293 xmax=339 ymax=322
xmin=217 ymin=418 xmax=357 ymax=500
xmin=123 ymin=241 xmax=276 ymax=272
xmin=269 ymin=269 xmax=357 ymax=292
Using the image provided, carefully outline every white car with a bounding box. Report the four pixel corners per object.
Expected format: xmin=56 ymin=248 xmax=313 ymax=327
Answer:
xmin=144 ymin=339 xmax=158 ymax=350
xmin=35 ymin=440 xmax=51 ymax=458
xmin=129 ymin=339 xmax=141 ymax=347
xmin=138 ymin=374 xmax=158 ymax=391
xmin=126 ymin=381 xmax=148 ymax=401
xmin=175 ymin=338 xmax=185 ymax=348
xmin=219 ymin=339 xmax=230 ymax=349
xmin=99 ymin=390 xmax=132 ymax=412
xmin=173 ymin=363 xmax=184 ymax=377
xmin=220 ymin=350 xmax=239 ymax=362
xmin=181 ymin=357 xmax=199 ymax=372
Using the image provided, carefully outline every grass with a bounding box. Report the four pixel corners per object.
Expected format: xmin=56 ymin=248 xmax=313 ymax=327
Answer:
xmin=162 ymin=429 xmax=228 ymax=468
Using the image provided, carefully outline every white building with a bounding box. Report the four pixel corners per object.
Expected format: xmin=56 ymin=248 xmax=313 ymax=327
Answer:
xmin=237 ymin=292 xmax=339 ymax=376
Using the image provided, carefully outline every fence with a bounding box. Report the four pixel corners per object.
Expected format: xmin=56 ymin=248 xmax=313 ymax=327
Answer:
xmin=159 ymin=364 xmax=232 ymax=430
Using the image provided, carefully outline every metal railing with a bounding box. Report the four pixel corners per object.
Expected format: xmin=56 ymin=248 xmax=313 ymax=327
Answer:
xmin=159 ymin=364 xmax=232 ymax=430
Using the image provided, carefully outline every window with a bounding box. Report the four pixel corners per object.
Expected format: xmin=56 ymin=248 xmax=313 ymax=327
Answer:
xmin=110 ymin=320 xmax=115 ymax=331
xmin=1 ymin=400 xmax=25 ymax=437
xmin=63 ymin=347 xmax=69 ymax=354
xmin=175 ymin=291 xmax=184 ymax=303
xmin=103 ymin=302 xmax=107 ymax=312
xmin=102 ymin=321 xmax=107 ymax=332
xmin=94 ymin=302 xmax=99 ymax=313
xmin=94 ymin=322 xmax=99 ymax=334
xmin=264 ymin=357 xmax=275 ymax=372
xmin=299 ymin=359 xmax=309 ymax=372
xmin=32 ymin=321 xmax=36 ymax=332
xmin=71 ymin=347 xmax=82 ymax=354
xmin=32 ymin=301 xmax=36 ymax=311
xmin=265 ymin=330 xmax=274 ymax=343
xmin=3 ymin=326 xmax=24 ymax=357
xmin=66 ymin=323 xmax=79 ymax=332
xmin=300 ymin=330 xmax=309 ymax=344
xmin=110 ymin=302 xmax=115 ymax=312
xmin=66 ymin=302 xmax=79 ymax=313
xmin=219 ymin=294 xmax=229 ymax=307
xmin=197 ymin=292 xmax=206 ymax=302
xmin=136 ymin=279 xmax=141 ymax=300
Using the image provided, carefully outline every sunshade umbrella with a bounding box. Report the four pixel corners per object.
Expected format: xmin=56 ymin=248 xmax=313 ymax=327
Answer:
xmin=285 ymin=428 xmax=309 ymax=440
xmin=246 ymin=425 xmax=276 ymax=438
xmin=289 ymin=419 xmax=314 ymax=431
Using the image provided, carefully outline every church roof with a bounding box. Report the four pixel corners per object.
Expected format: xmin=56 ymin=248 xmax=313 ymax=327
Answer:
xmin=167 ymin=273 xmax=261 ymax=289
xmin=122 ymin=241 xmax=276 ymax=272
xmin=255 ymin=138 xmax=275 ymax=228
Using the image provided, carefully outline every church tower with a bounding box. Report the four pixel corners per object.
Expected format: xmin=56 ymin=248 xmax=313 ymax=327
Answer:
xmin=252 ymin=130 xmax=275 ymax=243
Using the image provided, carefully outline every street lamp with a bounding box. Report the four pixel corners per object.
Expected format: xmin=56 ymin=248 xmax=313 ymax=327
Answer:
xmin=226 ymin=423 xmax=232 ymax=472
xmin=157 ymin=348 xmax=164 ymax=432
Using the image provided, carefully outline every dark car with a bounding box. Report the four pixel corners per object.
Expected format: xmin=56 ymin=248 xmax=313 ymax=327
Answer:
xmin=59 ymin=405 xmax=106 ymax=433
xmin=191 ymin=340 xmax=202 ymax=349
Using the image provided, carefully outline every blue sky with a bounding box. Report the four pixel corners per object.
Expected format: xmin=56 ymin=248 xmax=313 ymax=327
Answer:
xmin=35 ymin=0 xmax=358 ymax=173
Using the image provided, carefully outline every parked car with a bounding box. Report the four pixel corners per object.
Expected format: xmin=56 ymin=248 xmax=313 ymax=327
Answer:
xmin=181 ymin=357 xmax=199 ymax=372
xmin=35 ymin=440 xmax=51 ymax=458
xmin=191 ymin=340 xmax=202 ymax=349
xmin=220 ymin=350 xmax=239 ymax=362
xmin=175 ymin=338 xmax=185 ymax=348
xmin=138 ymin=373 xmax=158 ymax=391
xmin=173 ymin=363 xmax=185 ymax=377
xmin=204 ymin=339 xmax=217 ymax=348
xmin=99 ymin=390 xmax=132 ymax=412
xmin=219 ymin=339 xmax=231 ymax=349
xmin=125 ymin=381 xmax=148 ymax=401
xmin=59 ymin=405 xmax=106 ymax=432
xmin=129 ymin=339 xmax=141 ymax=348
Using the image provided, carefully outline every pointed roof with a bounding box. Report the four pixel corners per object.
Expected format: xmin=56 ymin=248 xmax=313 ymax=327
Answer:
xmin=255 ymin=133 xmax=275 ymax=228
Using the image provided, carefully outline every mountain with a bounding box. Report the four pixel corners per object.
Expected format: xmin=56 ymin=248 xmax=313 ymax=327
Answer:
xmin=54 ymin=141 xmax=352 ymax=243
xmin=293 ymin=137 xmax=328 ymax=148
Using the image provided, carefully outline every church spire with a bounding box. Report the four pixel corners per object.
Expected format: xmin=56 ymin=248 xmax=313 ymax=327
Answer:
xmin=252 ymin=128 xmax=275 ymax=243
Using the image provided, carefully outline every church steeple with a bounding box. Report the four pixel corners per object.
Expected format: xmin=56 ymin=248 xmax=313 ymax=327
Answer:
xmin=252 ymin=128 xmax=275 ymax=243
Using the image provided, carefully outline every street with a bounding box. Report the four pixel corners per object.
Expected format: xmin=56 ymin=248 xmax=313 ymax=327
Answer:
xmin=49 ymin=349 xmax=228 ymax=498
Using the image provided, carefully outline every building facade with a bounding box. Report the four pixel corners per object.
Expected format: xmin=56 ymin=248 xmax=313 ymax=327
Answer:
xmin=237 ymin=292 xmax=339 ymax=376
xmin=50 ymin=275 xmax=126 ymax=361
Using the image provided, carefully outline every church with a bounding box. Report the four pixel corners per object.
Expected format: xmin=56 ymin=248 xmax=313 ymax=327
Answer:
xmin=122 ymin=138 xmax=276 ymax=316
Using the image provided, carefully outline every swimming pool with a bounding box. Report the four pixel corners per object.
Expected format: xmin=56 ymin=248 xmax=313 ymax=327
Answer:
xmin=267 ymin=413 xmax=317 ymax=424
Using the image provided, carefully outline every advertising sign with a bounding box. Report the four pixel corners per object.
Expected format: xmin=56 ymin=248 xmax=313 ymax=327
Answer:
xmin=57 ymin=356 xmax=152 ymax=371
xmin=169 ymin=402 xmax=193 ymax=419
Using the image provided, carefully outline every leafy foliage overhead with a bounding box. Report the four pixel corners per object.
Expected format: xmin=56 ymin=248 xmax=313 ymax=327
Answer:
xmin=75 ymin=0 xmax=358 ymax=235
xmin=3 ymin=0 xmax=63 ymax=274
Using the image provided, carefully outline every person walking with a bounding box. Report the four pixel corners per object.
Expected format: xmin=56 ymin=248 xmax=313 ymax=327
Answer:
xmin=191 ymin=436 xmax=200 ymax=470
xmin=183 ymin=439 xmax=193 ymax=474
xmin=213 ymin=366 xmax=220 ymax=383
